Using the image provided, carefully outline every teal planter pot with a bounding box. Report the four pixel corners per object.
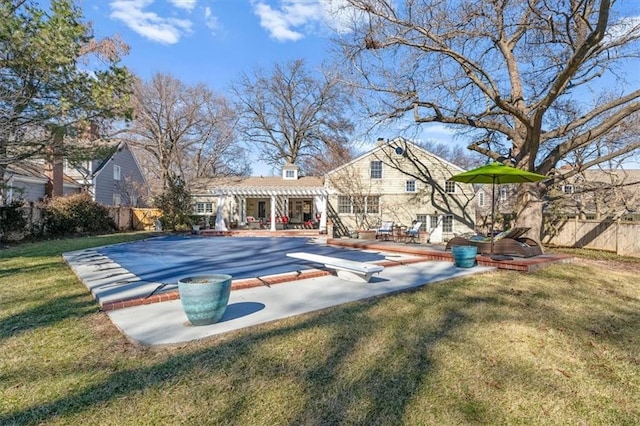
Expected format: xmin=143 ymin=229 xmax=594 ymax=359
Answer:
xmin=178 ymin=274 xmax=232 ymax=326
xmin=451 ymin=245 xmax=478 ymax=268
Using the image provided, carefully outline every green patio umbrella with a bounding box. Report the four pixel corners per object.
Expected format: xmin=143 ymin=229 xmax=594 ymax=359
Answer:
xmin=448 ymin=162 xmax=547 ymax=253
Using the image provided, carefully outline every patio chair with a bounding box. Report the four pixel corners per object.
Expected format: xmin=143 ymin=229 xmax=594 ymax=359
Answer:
xmin=405 ymin=221 xmax=423 ymax=244
xmin=445 ymin=227 xmax=543 ymax=257
xmin=376 ymin=221 xmax=394 ymax=241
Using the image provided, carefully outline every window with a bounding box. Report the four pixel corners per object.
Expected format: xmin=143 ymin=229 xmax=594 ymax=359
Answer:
xmin=195 ymin=203 xmax=213 ymax=214
xmin=112 ymin=193 xmax=121 ymax=206
xmin=366 ymin=196 xmax=380 ymax=214
xmin=285 ymin=170 xmax=295 ymax=178
xmin=445 ymin=181 xmax=456 ymax=193
xmin=562 ymin=184 xmax=575 ymax=194
xmin=478 ymin=191 xmax=485 ymax=207
xmin=406 ymin=180 xmax=416 ymax=192
xmin=416 ymin=214 xmax=428 ymax=231
xmin=338 ymin=196 xmax=351 ymax=214
xmin=370 ymin=161 xmax=382 ymax=179
xmin=113 ymin=165 xmax=121 ymax=181
xmin=499 ymin=187 xmax=508 ymax=201
xmin=443 ymin=215 xmax=453 ymax=233
xmin=337 ymin=195 xmax=379 ymax=214
xmin=429 ymin=214 xmax=439 ymax=230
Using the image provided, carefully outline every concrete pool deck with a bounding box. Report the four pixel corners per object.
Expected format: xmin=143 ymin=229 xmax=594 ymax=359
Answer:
xmin=64 ymin=235 xmax=500 ymax=346
xmin=105 ymin=260 xmax=495 ymax=346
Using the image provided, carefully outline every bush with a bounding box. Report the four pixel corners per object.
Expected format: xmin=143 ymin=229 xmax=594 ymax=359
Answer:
xmin=0 ymin=200 xmax=28 ymax=241
xmin=155 ymin=175 xmax=193 ymax=231
xmin=42 ymin=193 xmax=116 ymax=236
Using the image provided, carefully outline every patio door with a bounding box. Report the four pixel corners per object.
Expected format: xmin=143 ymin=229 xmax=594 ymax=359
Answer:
xmin=258 ymin=201 xmax=266 ymax=220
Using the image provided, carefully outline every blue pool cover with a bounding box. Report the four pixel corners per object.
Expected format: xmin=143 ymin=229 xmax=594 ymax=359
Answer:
xmin=96 ymin=235 xmax=386 ymax=284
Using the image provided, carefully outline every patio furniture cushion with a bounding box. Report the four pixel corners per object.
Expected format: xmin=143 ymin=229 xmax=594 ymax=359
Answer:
xmin=445 ymin=227 xmax=543 ymax=257
xmin=376 ymin=221 xmax=394 ymax=240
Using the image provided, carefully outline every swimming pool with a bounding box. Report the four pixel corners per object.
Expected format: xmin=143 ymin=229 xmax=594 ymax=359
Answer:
xmin=95 ymin=235 xmax=386 ymax=284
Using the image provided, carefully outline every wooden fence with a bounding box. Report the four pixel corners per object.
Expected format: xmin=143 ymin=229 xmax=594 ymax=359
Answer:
xmin=106 ymin=207 xmax=162 ymax=231
xmin=543 ymin=218 xmax=640 ymax=258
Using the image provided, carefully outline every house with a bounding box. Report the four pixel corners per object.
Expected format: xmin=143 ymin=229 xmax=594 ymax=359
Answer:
xmin=324 ymin=138 xmax=476 ymax=241
xmin=549 ymin=166 xmax=640 ymax=221
xmin=63 ymin=141 xmax=147 ymax=207
xmin=191 ymin=163 xmax=328 ymax=231
xmin=3 ymin=161 xmax=81 ymax=205
xmin=475 ymin=166 xmax=640 ymax=233
xmin=1 ymin=142 xmax=147 ymax=207
xmin=191 ymin=138 xmax=477 ymax=241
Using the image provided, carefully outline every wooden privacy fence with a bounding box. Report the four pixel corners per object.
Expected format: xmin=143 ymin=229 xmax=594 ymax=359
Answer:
xmin=543 ymin=218 xmax=640 ymax=258
xmin=106 ymin=207 xmax=162 ymax=231
xmin=132 ymin=208 xmax=162 ymax=231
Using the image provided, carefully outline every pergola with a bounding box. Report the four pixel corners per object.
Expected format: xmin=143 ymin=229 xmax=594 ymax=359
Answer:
xmin=210 ymin=185 xmax=329 ymax=232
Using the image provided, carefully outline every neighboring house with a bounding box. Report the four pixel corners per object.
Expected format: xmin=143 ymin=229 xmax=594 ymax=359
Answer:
xmin=549 ymin=167 xmax=640 ymax=221
xmin=474 ymin=184 xmax=516 ymax=234
xmin=324 ymin=138 xmax=476 ymax=241
xmin=2 ymin=161 xmax=81 ymax=205
xmin=475 ymin=166 xmax=640 ymax=233
xmin=1 ymin=142 xmax=147 ymax=207
xmin=191 ymin=163 xmax=328 ymax=231
xmin=64 ymin=141 xmax=147 ymax=207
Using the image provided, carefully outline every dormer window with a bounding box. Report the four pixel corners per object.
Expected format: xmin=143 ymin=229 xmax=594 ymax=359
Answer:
xmin=282 ymin=163 xmax=299 ymax=180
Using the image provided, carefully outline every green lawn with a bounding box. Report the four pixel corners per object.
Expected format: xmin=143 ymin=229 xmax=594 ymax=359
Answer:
xmin=1 ymin=234 xmax=638 ymax=424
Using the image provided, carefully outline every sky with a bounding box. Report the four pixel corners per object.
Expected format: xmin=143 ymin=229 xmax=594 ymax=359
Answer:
xmin=82 ymin=0 xmax=343 ymax=90
xmin=79 ymin=0 xmax=640 ymax=173
xmin=81 ymin=0 xmax=392 ymax=175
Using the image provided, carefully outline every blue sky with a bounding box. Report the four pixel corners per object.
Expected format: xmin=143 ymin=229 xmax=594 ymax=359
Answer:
xmin=83 ymin=0 xmax=342 ymax=91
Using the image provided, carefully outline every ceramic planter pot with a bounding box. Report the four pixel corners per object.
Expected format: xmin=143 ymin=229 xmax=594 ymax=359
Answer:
xmin=178 ymin=274 xmax=232 ymax=325
xmin=451 ymin=245 xmax=478 ymax=268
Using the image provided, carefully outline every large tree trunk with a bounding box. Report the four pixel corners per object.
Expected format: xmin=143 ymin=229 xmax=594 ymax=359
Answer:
xmin=514 ymin=183 xmax=545 ymax=246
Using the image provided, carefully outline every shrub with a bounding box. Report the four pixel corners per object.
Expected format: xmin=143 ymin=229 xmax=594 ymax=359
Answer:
xmin=155 ymin=175 xmax=193 ymax=231
xmin=0 ymin=200 xmax=28 ymax=241
xmin=42 ymin=193 xmax=116 ymax=236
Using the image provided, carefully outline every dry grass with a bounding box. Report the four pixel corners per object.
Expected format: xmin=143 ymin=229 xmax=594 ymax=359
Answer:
xmin=1 ymin=236 xmax=638 ymax=425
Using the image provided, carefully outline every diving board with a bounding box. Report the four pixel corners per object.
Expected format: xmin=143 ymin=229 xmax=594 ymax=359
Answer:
xmin=286 ymin=252 xmax=384 ymax=283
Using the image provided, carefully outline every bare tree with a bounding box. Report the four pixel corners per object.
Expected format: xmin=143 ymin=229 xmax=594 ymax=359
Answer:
xmin=232 ymin=59 xmax=355 ymax=174
xmin=331 ymin=0 xmax=640 ymax=241
xmin=128 ymin=73 xmax=249 ymax=192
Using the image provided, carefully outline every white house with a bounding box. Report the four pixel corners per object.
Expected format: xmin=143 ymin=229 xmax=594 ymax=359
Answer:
xmin=324 ymin=138 xmax=476 ymax=242
xmin=192 ymin=138 xmax=477 ymax=241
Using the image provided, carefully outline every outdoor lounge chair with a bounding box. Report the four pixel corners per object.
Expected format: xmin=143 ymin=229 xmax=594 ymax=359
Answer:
xmin=445 ymin=227 xmax=543 ymax=257
xmin=376 ymin=221 xmax=394 ymax=241
xmin=405 ymin=221 xmax=423 ymax=244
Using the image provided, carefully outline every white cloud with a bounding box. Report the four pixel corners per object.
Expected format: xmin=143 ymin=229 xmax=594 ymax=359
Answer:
xmin=251 ymin=0 xmax=354 ymax=42
xmin=109 ymin=0 xmax=193 ymax=44
xmin=169 ymin=0 xmax=197 ymax=12
xmin=204 ymin=6 xmax=220 ymax=33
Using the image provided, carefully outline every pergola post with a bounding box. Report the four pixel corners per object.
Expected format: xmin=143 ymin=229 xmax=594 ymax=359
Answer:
xmin=270 ymin=195 xmax=276 ymax=231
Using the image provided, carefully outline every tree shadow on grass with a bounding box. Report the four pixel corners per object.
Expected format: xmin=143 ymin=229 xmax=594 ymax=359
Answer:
xmin=2 ymin=265 xmax=638 ymax=424
xmin=0 ymin=280 xmax=476 ymax=425
xmin=0 ymin=293 xmax=97 ymax=341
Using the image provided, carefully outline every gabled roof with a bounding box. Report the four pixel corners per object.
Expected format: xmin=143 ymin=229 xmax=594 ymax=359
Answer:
xmin=5 ymin=161 xmax=81 ymax=187
xmin=325 ymin=137 xmax=467 ymax=176
xmin=91 ymin=141 xmax=131 ymax=178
